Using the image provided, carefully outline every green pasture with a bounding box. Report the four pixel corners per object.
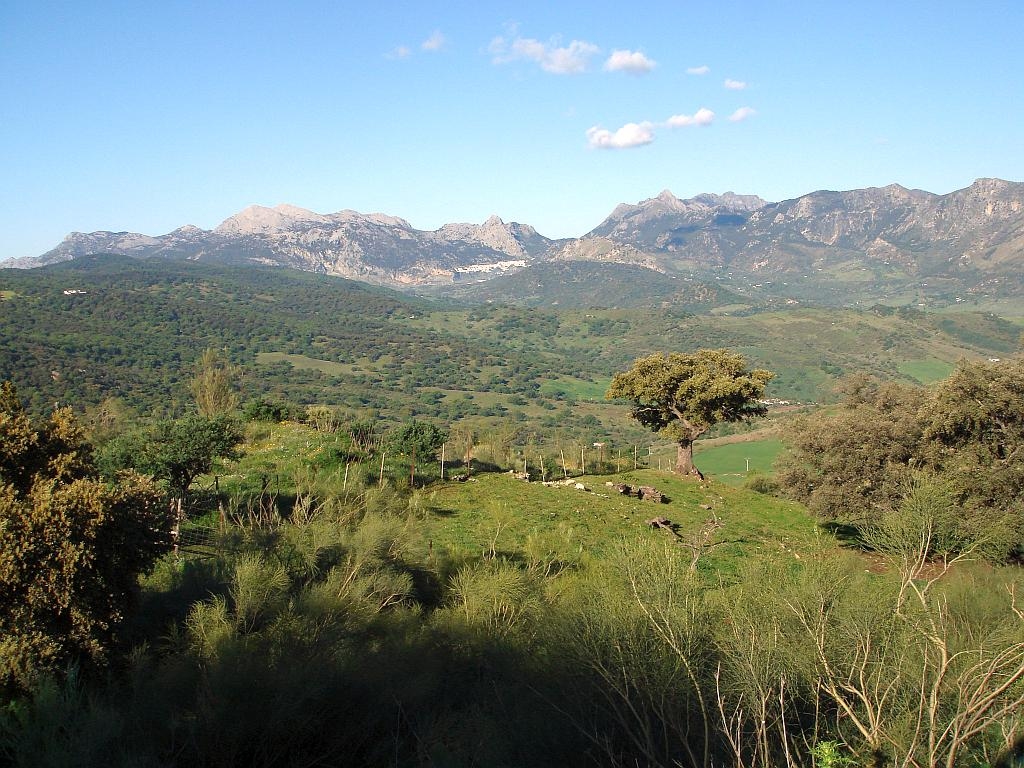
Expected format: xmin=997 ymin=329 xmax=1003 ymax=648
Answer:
xmin=898 ymin=358 xmax=956 ymax=383
xmin=423 ymin=468 xmax=818 ymax=578
xmin=694 ymin=438 xmax=785 ymax=487
xmin=208 ymin=421 xmax=816 ymax=580
xmin=539 ymin=376 xmax=610 ymax=401
xmin=708 ymin=303 xmax=753 ymax=315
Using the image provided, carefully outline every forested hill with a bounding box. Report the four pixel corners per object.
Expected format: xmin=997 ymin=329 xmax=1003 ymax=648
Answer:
xmin=0 ymin=256 xmax=440 ymax=411
xmin=1 ymin=255 xmax=1019 ymax=420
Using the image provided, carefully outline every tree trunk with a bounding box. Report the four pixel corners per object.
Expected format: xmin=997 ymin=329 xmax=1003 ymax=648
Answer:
xmin=675 ymin=441 xmax=705 ymax=479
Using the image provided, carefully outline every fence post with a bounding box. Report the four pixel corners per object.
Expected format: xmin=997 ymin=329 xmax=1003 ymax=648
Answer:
xmin=171 ymin=498 xmax=182 ymax=561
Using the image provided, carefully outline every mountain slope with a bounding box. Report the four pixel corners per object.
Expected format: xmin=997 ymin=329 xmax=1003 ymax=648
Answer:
xmin=17 ymin=205 xmax=558 ymax=286
xmin=12 ymin=179 xmax=1024 ymax=304
xmin=433 ymin=260 xmax=749 ymax=311
xmin=568 ymin=180 xmax=1024 ymax=279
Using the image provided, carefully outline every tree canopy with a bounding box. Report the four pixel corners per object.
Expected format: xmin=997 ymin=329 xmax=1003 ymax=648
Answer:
xmin=776 ymin=379 xmax=926 ymax=521
xmin=606 ymin=350 xmax=774 ymax=477
xmin=778 ymin=360 xmax=1024 ymax=557
xmin=386 ymin=420 xmax=447 ymax=460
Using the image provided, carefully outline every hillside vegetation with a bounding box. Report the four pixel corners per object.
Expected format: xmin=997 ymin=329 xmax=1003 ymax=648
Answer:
xmin=1 ymin=256 xmax=1018 ymax=420
xmin=2 ymin=257 xmax=1023 ymax=767
xmin=3 ymin=395 xmax=1023 ymax=767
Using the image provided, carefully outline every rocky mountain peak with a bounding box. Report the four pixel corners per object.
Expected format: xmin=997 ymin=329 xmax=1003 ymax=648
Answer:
xmin=966 ymin=178 xmax=1024 ymax=204
xmin=171 ymin=224 xmax=207 ymax=236
xmin=708 ymin=191 xmax=769 ymax=211
xmin=589 ymin=188 xmax=768 ymax=240
xmin=214 ymin=205 xmax=293 ymax=235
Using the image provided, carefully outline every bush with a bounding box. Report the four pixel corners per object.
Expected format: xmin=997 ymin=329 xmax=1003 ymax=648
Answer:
xmin=241 ymin=397 xmax=298 ymax=423
xmin=743 ymin=473 xmax=779 ymax=495
xmin=0 ymin=383 xmax=171 ymax=695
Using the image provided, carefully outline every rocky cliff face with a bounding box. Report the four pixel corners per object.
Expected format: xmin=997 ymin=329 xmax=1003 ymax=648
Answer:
xmin=21 ymin=205 xmax=556 ymax=285
xmin=567 ymin=180 xmax=1024 ymax=279
xmin=13 ymin=180 xmax=1024 ymax=296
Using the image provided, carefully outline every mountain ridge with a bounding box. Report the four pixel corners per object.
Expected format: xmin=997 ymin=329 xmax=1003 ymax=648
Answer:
xmin=9 ymin=179 xmax=1024 ymax=303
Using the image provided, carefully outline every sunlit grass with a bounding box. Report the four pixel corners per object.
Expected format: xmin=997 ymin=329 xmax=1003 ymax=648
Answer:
xmin=898 ymin=358 xmax=956 ymax=383
xmin=693 ymin=438 xmax=785 ymax=486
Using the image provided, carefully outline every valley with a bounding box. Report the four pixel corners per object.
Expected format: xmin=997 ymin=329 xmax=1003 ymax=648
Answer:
xmin=2 ymin=187 xmax=1023 ymax=768
xmin=1 ymin=256 xmax=1018 ymax=432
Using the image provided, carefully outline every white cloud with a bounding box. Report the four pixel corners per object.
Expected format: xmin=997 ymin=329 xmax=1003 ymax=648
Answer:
xmin=604 ymin=49 xmax=656 ymax=74
xmin=724 ymin=78 xmax=747 ymax=90
xmin=729 ymin=106 xmax=757 ymax=122
xmin=586 ymin=122 xmax=655 ymax=149
xmin=421 ymin=31 xmax=446 ymax=52
xmin=666 ymin=107 xmax=715 ymax=127
xmin=543 ymin=40 xmax=600 ymax=73
xmin=490 ymin=34 xmax=600 ymax=74
xmin=686 ymin=65 xmax=710 ymax=75
xmin=387 ymin=45 xmax=412 ymax=60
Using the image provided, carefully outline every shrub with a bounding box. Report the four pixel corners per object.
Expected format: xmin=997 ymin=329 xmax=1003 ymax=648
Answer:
xmin=0 ymin=383 xmax=171 ymax=695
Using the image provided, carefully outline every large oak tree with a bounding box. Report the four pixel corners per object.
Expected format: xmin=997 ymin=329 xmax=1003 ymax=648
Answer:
xmin=607 ymin=350 xmax=774 ymax=477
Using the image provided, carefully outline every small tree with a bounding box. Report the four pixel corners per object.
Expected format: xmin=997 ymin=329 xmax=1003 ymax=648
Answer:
xmin=923 ymin=359 xmax=1024 ymax=527
xmin=100 ymin=415 xmax=242 ymax=502
xmin=386 ymin=420 xmax=447 ymax=461
xmin=190 ymin=348 xmax=238 ymax=418
xmin=607 ymin=350 xmax=774 ymax=477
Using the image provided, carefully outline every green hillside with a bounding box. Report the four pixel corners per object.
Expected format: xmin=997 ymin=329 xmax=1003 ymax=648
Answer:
xmin=429 ymin=260 xmax=749 ymax=310
xmin=4 ymin=338 xmax=1024 ymax=768
xmin=1 ymin=256 xmax=1019 ymax=434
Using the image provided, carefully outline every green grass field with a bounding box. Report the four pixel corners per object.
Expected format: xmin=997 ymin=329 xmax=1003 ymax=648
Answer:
xmin=209 ymin=422 xmax=817 ymax=582
xmin=539 ymin=376 xmax=610 ymax=401
xmin=422 ymin=467 xmax=817 ymax=575
xmin=693 ymin=438 xmax=785 ymax=486
xmin=898 ymin=358 xmax=956 ymax=383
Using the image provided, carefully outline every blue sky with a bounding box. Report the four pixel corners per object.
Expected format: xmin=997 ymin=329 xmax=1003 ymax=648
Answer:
xmin=1 ymin=1 xmax=1022 ymax=261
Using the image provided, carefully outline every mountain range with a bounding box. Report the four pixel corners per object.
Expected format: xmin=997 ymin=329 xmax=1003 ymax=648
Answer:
xmin=9 ymin=179 xmax=1024 ymax=305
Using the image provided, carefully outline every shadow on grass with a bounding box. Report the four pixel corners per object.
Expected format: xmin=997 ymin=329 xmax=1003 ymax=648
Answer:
xmin=820 ymin=521 xmax=866 ymax=548
xmin=426 ymin=506 xmax=457 ymax=517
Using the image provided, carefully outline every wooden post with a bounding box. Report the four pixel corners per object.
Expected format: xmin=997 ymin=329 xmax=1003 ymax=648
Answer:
xmin=581 ymin=445 xmax=586 ymax=476
xmin=343 ymin=462 xmax=350 ymax=499
xmin=560 ymin=449 xmax=568 ymax=479
xmin=379 ymin=451 xmax=386 ymax=487
xmin=634 ymin=445 xmax=638 ymax=470
xmin=440 ymin=442 xmax=446 ymax=481
xmin=172 ymin=498 xmax=182 ymax=561
xmin=410 ymin=442 xmax=416 ymax=488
